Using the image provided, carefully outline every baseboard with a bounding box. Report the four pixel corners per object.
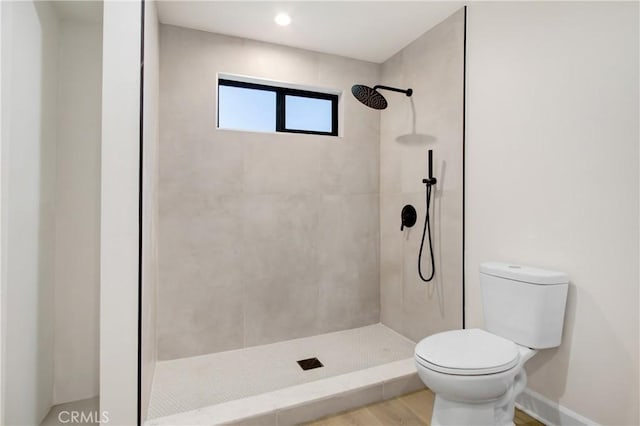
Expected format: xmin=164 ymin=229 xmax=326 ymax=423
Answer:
xmin=515 ymin=388 xmax=599 ymax=426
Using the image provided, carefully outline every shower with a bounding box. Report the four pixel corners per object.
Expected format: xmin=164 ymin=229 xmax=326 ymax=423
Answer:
xmin=351 ymin=84 xmax=413 ymax=109
xmin=419 ymin=150 xmax=437 ymax=282
xmin=351 ymin=83 xmax=436 ymax=282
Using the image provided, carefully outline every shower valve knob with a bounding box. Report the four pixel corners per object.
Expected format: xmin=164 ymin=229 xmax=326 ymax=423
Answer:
xmin=401 ymin=205 xmax=417 ymax=231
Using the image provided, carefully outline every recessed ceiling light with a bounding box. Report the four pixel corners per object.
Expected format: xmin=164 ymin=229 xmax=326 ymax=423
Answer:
xmin=274 ymin=13 xmax=291 ymax=26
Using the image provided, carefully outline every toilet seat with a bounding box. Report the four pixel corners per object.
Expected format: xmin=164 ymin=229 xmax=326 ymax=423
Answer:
xmin=415 ymin=329 xmax=520 ymax=376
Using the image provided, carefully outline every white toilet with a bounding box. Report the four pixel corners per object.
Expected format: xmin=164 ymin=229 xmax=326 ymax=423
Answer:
xmin=414 ymin=262 xmax=569 ymax=426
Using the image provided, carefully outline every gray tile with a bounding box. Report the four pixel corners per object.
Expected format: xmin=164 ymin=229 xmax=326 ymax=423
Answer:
xmin=159 ymin=28 xmax=245 ymax=198
xmin=398 ymin=190 xmax=462 ymax=342
xmin=380 ymin=193 xmax=404 ymax=331
xmin=243 ymin=195 xmax=320 ymax=346
xmin=157 ymin=194 xmax=245 ymax=359
xmin=321 ymin=138 xmax=379 ymax=195
xmin=379 ymin=10 xmax=464 ymax=341
xmin=243 ymin=137 xmax=328 ymax=195
xmin=157 ymin=24 xmax=384 ymax=357
xmin=316 ymin=53 xmax=380 ymax=94
xmin=379 ymin=135 xmax=402 ymax=194
xmin=157 ymin=278 xmax=244 ymax=360
xmin=315 ymin=195 xmax=380 ymax=333
xmin=241 ymin=39 xmax=320 ymax=84
xmin=158 ymin=135 xmax=245 ymax=198
xmin=158 ymin=194 xmax=244 ymax=293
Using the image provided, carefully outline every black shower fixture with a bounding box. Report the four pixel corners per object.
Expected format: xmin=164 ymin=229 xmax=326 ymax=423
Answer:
xmin=351 ymin=84 xmax=413 ymax=110
xmin=418 ymin=149 xmax=437 ymax=282
xmin=400 ymin=205 xmax=417 ymax=231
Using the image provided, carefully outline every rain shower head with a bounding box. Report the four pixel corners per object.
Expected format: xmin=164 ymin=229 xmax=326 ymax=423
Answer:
xmin=351 ymin=84 xmax=413 ymax=110
xmin=351 ymin=85 xmax=387 ymax=110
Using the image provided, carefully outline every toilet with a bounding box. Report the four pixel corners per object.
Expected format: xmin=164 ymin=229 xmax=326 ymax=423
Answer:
xmin=415 ymin=262 xmax=569 ymax=426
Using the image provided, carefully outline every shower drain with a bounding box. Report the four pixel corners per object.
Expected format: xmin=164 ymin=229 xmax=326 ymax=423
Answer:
xmin=297 ymin=357 xmax=324 ymax=371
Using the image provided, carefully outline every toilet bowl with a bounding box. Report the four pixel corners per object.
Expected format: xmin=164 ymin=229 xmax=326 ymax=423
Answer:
xmin=415 ymin=329 xmax=536 ymax=426
xmin=414 ymin=262 xmax=569 ymax=426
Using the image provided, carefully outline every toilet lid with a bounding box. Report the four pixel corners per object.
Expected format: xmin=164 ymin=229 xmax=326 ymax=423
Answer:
xmin=415 ymin=329 xmax=520 ymax=376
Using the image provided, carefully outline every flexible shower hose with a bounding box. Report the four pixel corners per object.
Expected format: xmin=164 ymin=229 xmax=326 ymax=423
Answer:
xmin=418 ymin=182 xmax=435 ymax=282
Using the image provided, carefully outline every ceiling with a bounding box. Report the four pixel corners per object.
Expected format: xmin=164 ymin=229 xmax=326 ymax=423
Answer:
xmin=156 ymin=1 xmax=464 ymax=63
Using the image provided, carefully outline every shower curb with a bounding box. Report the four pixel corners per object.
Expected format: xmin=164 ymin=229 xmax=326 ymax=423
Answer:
xmin=144 ymin=358 xmax=423 ymax=425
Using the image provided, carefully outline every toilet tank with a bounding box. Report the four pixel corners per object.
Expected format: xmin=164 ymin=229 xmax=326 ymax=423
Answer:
xmin=480 ymin=262 xmax=569 ymax=349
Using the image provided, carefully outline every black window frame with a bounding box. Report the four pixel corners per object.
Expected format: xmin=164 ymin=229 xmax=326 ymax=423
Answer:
xmin=218 ymin=78 xmax=339 ymax=137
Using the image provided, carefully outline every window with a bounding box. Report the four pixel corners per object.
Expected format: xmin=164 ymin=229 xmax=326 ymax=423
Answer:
xmin=217 ymin=78 xmax=339 ymax=136
xmin=218 ymin=84 xmax=276 ymax=132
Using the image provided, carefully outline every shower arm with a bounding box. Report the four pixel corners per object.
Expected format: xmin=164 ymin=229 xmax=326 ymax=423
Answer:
xmin=373 ymin=85 xmax=413 ymax=97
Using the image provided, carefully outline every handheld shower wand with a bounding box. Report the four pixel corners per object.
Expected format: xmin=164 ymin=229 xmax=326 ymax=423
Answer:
xmin=418 ymin=150 xmax=436 ymax=282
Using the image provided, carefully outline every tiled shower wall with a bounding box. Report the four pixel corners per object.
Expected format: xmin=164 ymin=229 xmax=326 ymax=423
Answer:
xmin=158 ymin=25 xmax=381 ymax=360
xmin=379 ymin=10 xmax=465 ymax=341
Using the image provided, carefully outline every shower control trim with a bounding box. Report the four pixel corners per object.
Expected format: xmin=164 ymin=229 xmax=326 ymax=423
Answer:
xmin=401 ymin=205 xmax=417 ymax=231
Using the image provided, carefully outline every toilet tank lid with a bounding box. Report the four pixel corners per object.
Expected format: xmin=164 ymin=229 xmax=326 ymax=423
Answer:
xmin=480 ymin=262 xmax=569 ymax=285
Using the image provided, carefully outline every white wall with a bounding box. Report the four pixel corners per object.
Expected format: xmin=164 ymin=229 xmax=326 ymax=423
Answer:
xmin=1 ymin=1 xmax=58 ymax=424
xmin=141 ymin=0 xmax=159 ymax=420
xmin=466 ymin=2 xmax=639 ymax=424
xmin=100 ymin=1 xmax=141 ymax=424
xmin=54 ymin=18 xmax=102 ymax=406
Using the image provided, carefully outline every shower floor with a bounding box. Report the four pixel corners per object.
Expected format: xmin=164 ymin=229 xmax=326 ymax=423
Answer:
xmin=147 ymin=324 xmax=417 ymax=423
